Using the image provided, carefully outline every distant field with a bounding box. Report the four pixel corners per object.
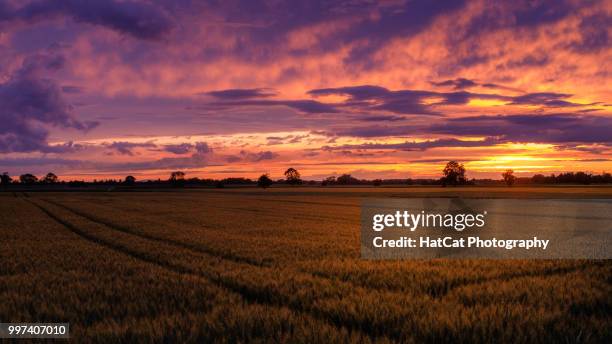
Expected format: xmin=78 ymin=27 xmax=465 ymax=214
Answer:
xmin=1 ymin=187 xmax=610 ymax=342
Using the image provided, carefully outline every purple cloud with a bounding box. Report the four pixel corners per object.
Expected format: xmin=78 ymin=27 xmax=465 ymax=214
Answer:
xmin=430 ymin=114 xmax=612 ymax=145
xmin=159 ymin=141 xmax=212 ymax=155
xmin=163 ymin=143 xmax=193 ymax=155
xmin=328 ymin=137 xmax=501 ymax=151
xmin=210 ymin=98 xmax=339 ymax=114
xmin=194 ymin=142 xmax=212 ymax=154
xmin=308 ymin=85 xmax=440 ymax=115
xmin=0 ymin=53 xmax=97 ymax=153
xmin=106 ymin=141 xmax=157 ymax=156
xmin=4 ymin=0 xmax=173 ymax=40
xmin=569 ymin=14 xmax=612 ymax=53
xmin=308 ymin=85 xmax=586 ymax=115
xmin=206 ymin=88 xmax=276 ymax=99
xmin=509 ymin=92 xmax=580 ymax=107
xmin=226 ymin=150 xmax=279 ymax=163
xmin=432 ymin=78 xmax=478 ymax=89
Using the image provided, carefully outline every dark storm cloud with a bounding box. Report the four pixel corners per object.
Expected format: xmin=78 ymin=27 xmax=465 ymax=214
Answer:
xmin=0 ymin=53 xmax=97 ymax=153
xmin=1 ymin=0 xmax=173 ymax=40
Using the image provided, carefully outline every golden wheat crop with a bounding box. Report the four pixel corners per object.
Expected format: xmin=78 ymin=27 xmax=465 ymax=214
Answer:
xmin=0 ymin=187 xmax=609 ymax=343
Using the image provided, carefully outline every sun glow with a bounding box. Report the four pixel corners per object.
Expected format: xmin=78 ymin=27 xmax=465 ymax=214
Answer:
xmin=467 ymin=99 xmax=507 ymax=107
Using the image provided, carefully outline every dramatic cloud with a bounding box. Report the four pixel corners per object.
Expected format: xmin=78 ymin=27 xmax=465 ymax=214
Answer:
xmin=430 ymin=114 xmax=612 ymax=144
xmin=2 ymin=0 xmax=173 ymax=40
xmin=308 ymin=85 xmax=440 ymax=115
xmin=0 ymin=53 xmax=97 ymax=153
xmin=306 ymin=85 xmax=588 ymax=115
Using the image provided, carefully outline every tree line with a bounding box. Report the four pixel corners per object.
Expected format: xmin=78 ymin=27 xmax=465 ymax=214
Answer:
xmin=2 ymin=162 xmax=612 ymax=190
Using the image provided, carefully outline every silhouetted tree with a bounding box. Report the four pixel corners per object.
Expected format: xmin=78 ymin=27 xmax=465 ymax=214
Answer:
xmin=257 ymin=174 xmax=273 ymax=188
xmin=19 ymin=174 xmax=38 ymax=185
xmin=1 ymin=173 xmax=11 ymax=189
xmin=502 ymin=169 xmax=515 ymax=186
xmin=574 ymin=172 xmax=591 ymax=185
xmin=124 ymin=175 xmax=136 ymax=185
xmin=336 ymin=174 xmax=359 ymax=185
xmin=321 ymin=176 xmax=336 ymax=186
xmin=373 ymin=179 xmax=382 ymax=187
xmin=284 ymin=167 xmax=302 ymax=185
xmin=170 ymin=171 xmax=185 ymax=187
xmin=532 ymin=174 xmax=546 ymax=184
xmin=442 ymin=161 xmax=466 ymax=186
xmin=42 ymin=172 xmax=58 ymax=184
xmin=529 ymin=172 xmax=612 ymax=185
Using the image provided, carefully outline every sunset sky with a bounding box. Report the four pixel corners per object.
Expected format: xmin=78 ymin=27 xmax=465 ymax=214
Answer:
xmin=1 ymin=0 xmax=611 ymax=180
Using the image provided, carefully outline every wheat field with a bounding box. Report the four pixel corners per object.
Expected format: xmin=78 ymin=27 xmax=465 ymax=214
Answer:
xmin=1 ymin=187 xmax=610 ymax=343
